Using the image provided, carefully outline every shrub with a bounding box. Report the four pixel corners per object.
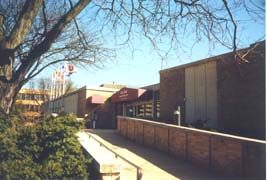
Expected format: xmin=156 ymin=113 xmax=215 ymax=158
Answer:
xmin=0 ymin=113 xmax=91 ymax=179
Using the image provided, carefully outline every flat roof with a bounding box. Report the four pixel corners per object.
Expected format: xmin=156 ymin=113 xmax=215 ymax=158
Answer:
xmin=19 ymin=89 xmax=49 ymax=94
xmin=85 ymin=86 xmax=120 ymax=92
xmin=141 ymin=83 xmax=160 ymax=90
xmin=160 ymin=41 xmax=265 ymax=73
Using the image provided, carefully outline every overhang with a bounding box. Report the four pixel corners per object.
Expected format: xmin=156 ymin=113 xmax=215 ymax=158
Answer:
xmin=87 ymin=94 xmax=106 ymax=104
xmin=111 ymin=87 xmax=146 ymax=103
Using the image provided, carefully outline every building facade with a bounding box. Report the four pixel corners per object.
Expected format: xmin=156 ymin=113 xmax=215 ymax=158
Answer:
xmin=43 ymin=85 xmax=119 ymax=117
xmin=15 ymin=89 xmax=49 ymax=120
xmin=111 ymin=84 xmax=160 ymax=121
xmin=160 ymin=41 xmax=265 ymax=139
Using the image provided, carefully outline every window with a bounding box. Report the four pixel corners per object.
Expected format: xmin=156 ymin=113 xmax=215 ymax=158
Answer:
xmin=156 ymin=101 xmax=160 ymax=118
xmin=17 ymin=94 xmax=22 ymax=100
xmin=136 ymin=105 xmax=145 ymax=117
xmin=126 ymin=105 xmax=133 ymax=117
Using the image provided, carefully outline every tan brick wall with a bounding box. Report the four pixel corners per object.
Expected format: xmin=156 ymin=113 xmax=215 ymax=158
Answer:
xmin=120 ymin=118 xmax=127 ymax=137
xmin=211 ymin=136 xmax=242 ymax=176
xmin=143 ymin=124 xmax=155 ymax=147
xmin=187 ymin=132 xmax=210 ymax=168
xmin=117 ymin=116 xmax=266 ymax=179
xmin=127 ymin=120 xmax=135 ymax=140
xmin=134 ymin=121 xmax=144 ymax=144
xmin=117 ymin=116 xmax=122 ymax=134
xmin=155 ymin=126 xmax=168 ymax=152
xmin=169 ymin=128 xmax=187 ymax=159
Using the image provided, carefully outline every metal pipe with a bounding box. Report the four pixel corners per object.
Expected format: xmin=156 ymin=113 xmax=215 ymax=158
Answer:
xmin=87 ymin=132 xmax=143 ymax=180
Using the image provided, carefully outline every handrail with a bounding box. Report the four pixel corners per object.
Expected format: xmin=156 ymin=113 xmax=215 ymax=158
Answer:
xmin=84 ymin=131 xmax=143 ymax=180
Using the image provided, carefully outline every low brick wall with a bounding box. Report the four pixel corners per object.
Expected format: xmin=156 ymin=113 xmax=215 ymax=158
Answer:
xmin=117 ymin=116 xmax=266 ymax=179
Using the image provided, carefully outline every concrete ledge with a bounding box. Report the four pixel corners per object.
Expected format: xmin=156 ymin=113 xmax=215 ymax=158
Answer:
xmin=117 ymin=116 xmax=266 ymax=144
xmin=77 ymin=132 xmax=120 ymax=179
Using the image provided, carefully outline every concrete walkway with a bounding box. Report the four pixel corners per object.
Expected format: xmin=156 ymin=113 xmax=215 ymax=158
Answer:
xmin=81 ymin=129 xmax=232 ymax=180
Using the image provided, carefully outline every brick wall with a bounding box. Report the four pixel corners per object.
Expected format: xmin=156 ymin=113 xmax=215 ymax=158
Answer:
xmin=160 ymin=68 xmax=185 ymax=124
xmin=95 ymin=102 xmax=115 ymax=129
xmin=217 ymin=43 xmax=265 ymax=139
xmin=160 ymin=42 xmax=265 ymax=139
xmin=77 ymin=86 xmax=86 ymax=118
xmin=117 ymin=116 xmax=266 ymax=179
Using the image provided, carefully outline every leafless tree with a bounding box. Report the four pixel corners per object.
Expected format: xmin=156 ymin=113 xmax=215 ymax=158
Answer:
xmin=64 ymin=79 xmax=77 ymax=94
xmin=0 ymin=0 xmax=265 ymax=114
xmin=38 ymin=77 xmax=51 ymax=91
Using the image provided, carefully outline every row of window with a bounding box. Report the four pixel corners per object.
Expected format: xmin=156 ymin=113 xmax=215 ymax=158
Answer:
xmin=17 ymin=93 xmax=49 ymax=101
xmin=16 ymin=104 xmax=41 ymax=112
xmin=118 ymin=101 xmax=160 ymax=119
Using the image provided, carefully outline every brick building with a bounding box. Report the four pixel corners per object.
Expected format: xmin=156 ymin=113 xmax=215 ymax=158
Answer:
xmin=111 ymin=84 xmax=160 ymax=120
xmin=89 ymin=84 xmax=160 ymax=129
xmin=42 ymin=85 xmax=119 ymax=119
xmin=16 ymin=89 xmax=49 ymax=120
xmin=160 ymin=41 xmax=265 ymax=139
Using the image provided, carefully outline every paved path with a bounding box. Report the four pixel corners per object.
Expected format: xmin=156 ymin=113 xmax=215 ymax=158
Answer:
xmin=82 ymin=129 xmax=232 ymax=180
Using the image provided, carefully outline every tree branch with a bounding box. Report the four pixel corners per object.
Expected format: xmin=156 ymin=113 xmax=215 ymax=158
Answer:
xmin=15 ymin=0 xmax=92 ymax=81
xmin=4 ymin=0 xmax=43 ymax=49
xmin=222 ymin=0 xmax=237 ymax=56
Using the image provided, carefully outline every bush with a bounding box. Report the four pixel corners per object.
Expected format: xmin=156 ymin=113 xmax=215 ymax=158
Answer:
xmin=0 ymin=113 xmax=91 ymax=179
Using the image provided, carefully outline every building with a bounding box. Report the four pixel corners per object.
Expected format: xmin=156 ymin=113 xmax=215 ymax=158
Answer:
xmin=40 ymin=41 xmax=265 ymax=140
xmin=43 ymin=85 xmax=120 ymax=118
xmin=110 ymin=84 xmax=160 ymax=120
xmin=159 ymin=41 xmax=265 ymax=139
xmin=15 ymin=89 xmax=49 ymax=120
xmin=81 ymin=84 xmax=159 ymax=129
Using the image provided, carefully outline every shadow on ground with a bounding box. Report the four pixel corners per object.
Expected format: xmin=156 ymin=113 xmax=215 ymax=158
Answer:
xmin=86 ymin=129 xmax=240 ymax=180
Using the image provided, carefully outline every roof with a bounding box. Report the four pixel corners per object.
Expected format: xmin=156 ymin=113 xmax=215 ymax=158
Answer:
xmin=99 ymin=84 xmax=126 ymax=89
xmin=85 ymin=86 xmax=119 ymax=92
xmin=19 ymin=89 xmax=49 ymax=95
xmin=49 ymin=85 xmax=119 ymax=102
xmin=160 ymin=40 xmax=265 ymax=73
xmin=141 ymin=83 xmax=160 ymax=90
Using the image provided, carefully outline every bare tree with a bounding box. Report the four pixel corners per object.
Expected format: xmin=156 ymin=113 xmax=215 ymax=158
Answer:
xmin=64 ymin=79 xmax=77 ymax=94
xmin=0 ymin=0 xmax=265 ymax=114
xmin=38 ymin=77 xmax=51 ymax=91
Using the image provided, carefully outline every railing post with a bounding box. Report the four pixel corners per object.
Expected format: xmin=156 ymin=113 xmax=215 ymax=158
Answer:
xmin=137 ymin=168 xmax=142 ymax=180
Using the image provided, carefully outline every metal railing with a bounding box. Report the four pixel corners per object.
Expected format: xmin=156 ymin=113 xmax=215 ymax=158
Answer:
xmin=84 ymin=131 xmax=143 ymax=180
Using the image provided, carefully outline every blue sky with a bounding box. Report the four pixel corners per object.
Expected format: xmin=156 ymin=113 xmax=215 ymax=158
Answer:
xmin=29 ymin=1 xmax=265 ymax=89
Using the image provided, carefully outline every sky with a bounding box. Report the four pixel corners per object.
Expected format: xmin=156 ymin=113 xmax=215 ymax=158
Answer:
xmin=28 ymin=1 xmax=265 ymax=89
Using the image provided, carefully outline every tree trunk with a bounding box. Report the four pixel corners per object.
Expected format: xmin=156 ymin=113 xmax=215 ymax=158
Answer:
xmin=0 ymin=81 xmax=22 ymax=114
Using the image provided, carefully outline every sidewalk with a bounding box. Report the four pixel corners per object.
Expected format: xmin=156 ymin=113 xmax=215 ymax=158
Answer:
xmin=83 ymin=129 xmax=233 ymax=180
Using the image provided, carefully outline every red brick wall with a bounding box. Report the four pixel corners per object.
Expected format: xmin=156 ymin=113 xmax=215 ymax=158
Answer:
xmin=160 ymin=42 xmax=265 ymax=139
xmin=160 ymin=68 xmax=185 ymax=124
xmin=117 ymin=116 xmax=266 ymax=179
xmin=77 ymin=87 xmax=86 ymax=118
xmin=95 ymin=102 xmax=115 ymax=129
xmin=217 ymin=43 xmax=265 ymax=139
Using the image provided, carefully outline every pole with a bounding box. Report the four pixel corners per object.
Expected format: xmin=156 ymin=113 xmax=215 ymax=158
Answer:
xmin=177 ymin=106 xmax=181 ymax=126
